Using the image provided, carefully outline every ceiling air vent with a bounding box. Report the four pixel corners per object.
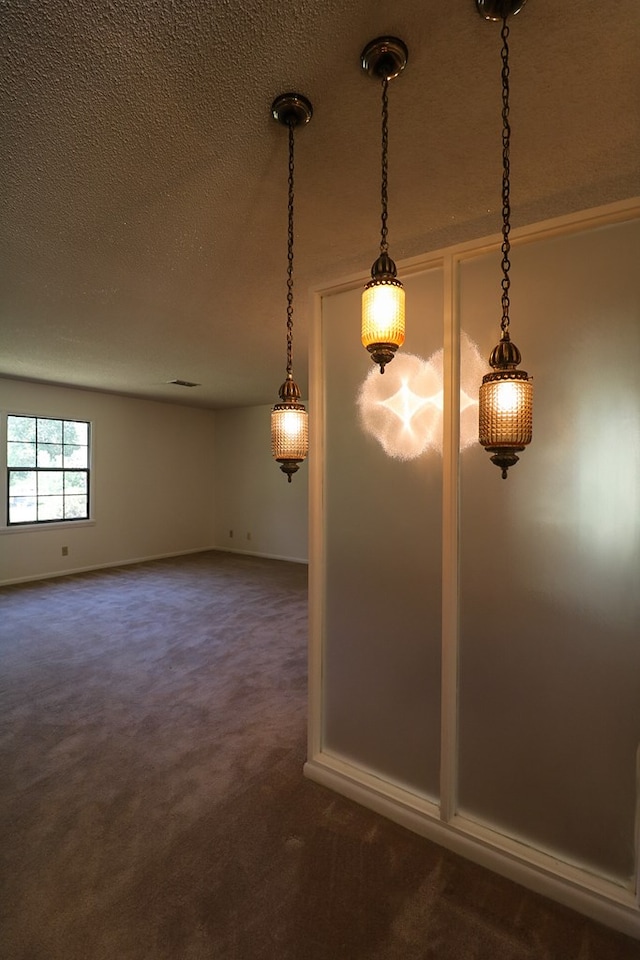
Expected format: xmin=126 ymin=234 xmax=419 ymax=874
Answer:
xmin=167 ymin=379 xmax=200 ymax=388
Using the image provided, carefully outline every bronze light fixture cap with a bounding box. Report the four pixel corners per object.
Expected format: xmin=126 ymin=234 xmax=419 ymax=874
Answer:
xmin=277 ymin=375 xmax=302 ymax=403
xmin=476 ymin=0 xmax=527 ymax=21
xmin=489 ymin=333 xmax=522 ymax=369
xmin=271 ymin=93 xmax=313 ymax=128
xmin=365 ymin=341 xmax=400 ymax=372
xmin=486 ymin=447 xmax=524 ymax=477
xmin=361 ymin=37 xmax=408 ymax=81
xmin=370 ymin=252 xmax=398 ymax=281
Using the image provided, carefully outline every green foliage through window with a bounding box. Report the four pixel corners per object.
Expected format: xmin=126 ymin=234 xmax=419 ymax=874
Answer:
xmin=7 ymin=416 xmax=91 ymax=525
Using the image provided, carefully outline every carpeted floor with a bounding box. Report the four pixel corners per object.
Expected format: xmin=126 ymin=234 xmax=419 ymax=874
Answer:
xmin=1 ymin=550 xmax=638 ymax=959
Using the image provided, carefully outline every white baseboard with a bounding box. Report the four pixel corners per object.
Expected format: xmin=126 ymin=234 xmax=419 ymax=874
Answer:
xmin=304 ymin=751 xmax=640 ymax=941
xmin=213 ymin=545 xmax=308 ymax=564
xmin=1 ymin=545 xmax=309 ymax=586
xmin=1 ymin=546 xmax=215 ymax=586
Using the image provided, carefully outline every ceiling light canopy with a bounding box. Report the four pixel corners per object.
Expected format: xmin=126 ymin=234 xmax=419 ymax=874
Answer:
xmin=361 ymin=37 xmax=408 ymax=374
xmin=477 ymin=1 xmax=533 ymax=478
xmin=476 ymin=0 xmax=527 ymax=19
xmin=270 ymin=93 xmax=312 ymax=482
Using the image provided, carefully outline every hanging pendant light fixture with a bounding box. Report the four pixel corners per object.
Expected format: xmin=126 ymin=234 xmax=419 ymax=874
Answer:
xmin=270 ymin=93 xmax=312 ymax=482
xmin=361 ymin=37 xmax=408 ymax=374
xmin=477 ymin=0 xmax=533 ymax=478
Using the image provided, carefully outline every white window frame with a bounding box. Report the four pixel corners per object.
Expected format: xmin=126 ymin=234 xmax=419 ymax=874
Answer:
xmin=1 ymin=412 xmax=95 ymax=533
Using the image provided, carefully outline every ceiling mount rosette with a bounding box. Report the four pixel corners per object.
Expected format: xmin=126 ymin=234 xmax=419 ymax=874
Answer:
xmin=476 ymin=0 xmax=527 ymax=21
xmin=360 ymin=36 xmax=408 ymax=81
xmin=271 ymin=93 xmax=313 ymax=128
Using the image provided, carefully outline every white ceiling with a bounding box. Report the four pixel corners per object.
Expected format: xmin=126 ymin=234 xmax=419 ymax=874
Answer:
xmin=2 ymin=0 xmax=639 ymax=409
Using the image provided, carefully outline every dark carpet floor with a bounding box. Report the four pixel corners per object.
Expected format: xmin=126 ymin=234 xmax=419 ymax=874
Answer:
xmin=1 ymin=550 xmax=638 ymax=959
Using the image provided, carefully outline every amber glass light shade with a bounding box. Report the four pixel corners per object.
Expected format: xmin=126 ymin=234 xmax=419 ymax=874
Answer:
xmin=479 ymin=369 xmax=532 ymax=478
xmin=271 ymin=379 xmax=308 ymax=482
xmin=362 ymin=278 xmax=405 ymax=373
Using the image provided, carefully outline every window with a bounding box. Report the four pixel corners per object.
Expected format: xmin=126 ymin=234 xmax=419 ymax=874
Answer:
xmin=7 ymin=416 xmax=91 ymax=525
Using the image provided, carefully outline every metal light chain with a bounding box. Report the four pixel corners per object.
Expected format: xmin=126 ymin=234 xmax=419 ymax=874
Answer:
xmin=286 ymin=119 xmax=295 ymax=376
xmin=500 ymin=17 xmax=511 ymax=335
xmin=380 ymin=77 xmax=389 ymax=255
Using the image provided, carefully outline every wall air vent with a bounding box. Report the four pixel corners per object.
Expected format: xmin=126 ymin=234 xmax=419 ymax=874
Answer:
xmin=167 ymin=379 xmax=200 ymax=388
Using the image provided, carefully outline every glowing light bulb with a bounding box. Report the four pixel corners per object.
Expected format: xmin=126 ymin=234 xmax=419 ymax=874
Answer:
xmin=495 ymin=380 xmax=521 ymax=414
xmin=282 ymin=409 xmax=304 ymax=437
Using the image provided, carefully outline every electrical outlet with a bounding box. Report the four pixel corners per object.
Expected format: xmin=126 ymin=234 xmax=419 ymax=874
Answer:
xmin=229 ymin=529 xmax=233 ymax=538
xmin=247 ymin=532 xmax=251 ymax=541
xmin=61 ymin=546 xmax=69 ymax=556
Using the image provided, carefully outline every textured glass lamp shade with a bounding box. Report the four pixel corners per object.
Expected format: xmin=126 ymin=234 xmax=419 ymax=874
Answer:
xmin=479 ymin=370 xmax=533 ymax=478
xmin=362 ymin=277 xmax=405 ymax=373
xmin=271 ymin=395 xmax=308 ymax=482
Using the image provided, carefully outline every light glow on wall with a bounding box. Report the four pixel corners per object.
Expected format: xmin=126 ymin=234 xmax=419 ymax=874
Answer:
xmin=357 ymin=334 xmax=486 ymax=459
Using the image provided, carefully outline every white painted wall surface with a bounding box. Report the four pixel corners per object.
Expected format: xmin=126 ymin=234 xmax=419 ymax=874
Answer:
xmin=458 ymin=219 xmax=640 ymax=884
xmin=212 ymin=404 xmax=308 ymax=563
xmin=308 ymin=200 xmax=640 ymax=938
xmin=0 ymin=378 xmax=217 ymax=583
xmin=320 ymin=271 xmax=444 ymax=798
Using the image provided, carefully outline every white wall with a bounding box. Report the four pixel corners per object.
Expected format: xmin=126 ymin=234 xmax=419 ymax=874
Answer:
xmin=212 ymin=404 xmax=308 ymax=563
xmin=0 ymin=378 xmax=217 ymax=583
xmin=457 ymin=220 xmax=640 ymax=884
xmin=320 ymin=270 xmax=444 ymax=798
xmin=307 ymin=200 xmax=640 ymax=938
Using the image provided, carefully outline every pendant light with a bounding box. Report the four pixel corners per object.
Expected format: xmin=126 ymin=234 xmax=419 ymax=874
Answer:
xmin=270 ymin=93 xmax=312 ymax=482
xmin=477 ymin=0 xmax=533 ymax=478
xmin=361 ymin=37 xmax=408 ymax=374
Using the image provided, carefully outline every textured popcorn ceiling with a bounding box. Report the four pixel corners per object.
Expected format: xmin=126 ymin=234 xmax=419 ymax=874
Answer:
xmin=2 ymin=0 xmax=639 ymax=408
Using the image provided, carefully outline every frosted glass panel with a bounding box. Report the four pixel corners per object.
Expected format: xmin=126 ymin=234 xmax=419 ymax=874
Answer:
xmin=322 ymin=269 xmax=443 ymax=798
xmin=459 ymin=220 xmax=640 ymax=881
